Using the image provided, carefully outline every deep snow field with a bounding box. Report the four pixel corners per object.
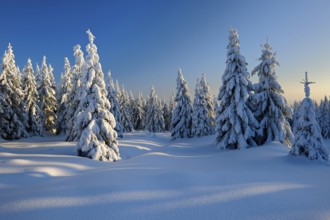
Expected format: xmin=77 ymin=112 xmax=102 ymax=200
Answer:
xmin=0 ymin=131 xmax=330 ymax=220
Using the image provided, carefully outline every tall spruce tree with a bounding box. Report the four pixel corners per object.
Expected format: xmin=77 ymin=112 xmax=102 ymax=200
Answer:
xmin=251 ymin=41 xmax=293 ymax=146
xmin=56 ymin=57 xmax=72 ymax=135
xmin=145 ymin=86 xmax=165 ymax=132
xmin=0 ymin=43 xmax=29 ymax=139
xmin=22 ymin=58 xmax=42 ymax=136
xmin=290 ymin=72 xmax=328 ymax=161
xmin=106 ymin=71 xmax=124 ymax=138
xmin=66 ymin=44 xmax=85 ymax=141
xmin=171 ymin=69 xmax=193 ymax=139
xmin=75 ymin=30 xmax=120 ymax=161
xmin=199 ymin=73 xmax=215 ymax=134
xmin=215 ymin=29 xmax=258 ymax=149
xmin=192 ymin=76 xmax=214 ymax=137
xmin=39 ymin=56 xmax=57 ymax=133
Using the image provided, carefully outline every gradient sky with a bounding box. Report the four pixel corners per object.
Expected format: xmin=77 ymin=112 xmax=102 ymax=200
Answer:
xmin=0 ymin=0 xmax=330 ymax=103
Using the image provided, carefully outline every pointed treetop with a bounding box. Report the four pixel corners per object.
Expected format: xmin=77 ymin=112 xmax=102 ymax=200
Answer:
xmin=107 ymin=70 xmax=111 ymax=78
xmin=7 ymin=42 xmax=12 ymax=51
xmin=86 ymin=29 xmax=95 ymax=44
xmin=300 ymin=71 xmax=315 ymax=98
xmin=27 ymin=58 xmax=32 ymax=65
xmin=73 ymin=44 xmax=81 ymax=51
xmin=42 ymin=56 xmax=47 ymax=64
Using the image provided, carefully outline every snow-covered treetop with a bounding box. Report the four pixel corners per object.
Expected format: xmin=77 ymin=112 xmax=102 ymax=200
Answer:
xmin=301 ymin=72 xmax=315 ymax=98
xmin=85 ymin=30 xmax=100 ymax=69
xmin=227 ymin=28 xmax=241 ymax=56
xmin=175 ymin=68 xmax=191 ymax=101
xmin=86 ymin=29 xmax=95 ymax=44
xmin=2 ymin=43 xmax=18 ymax=74
xmin=73 ymin=44 xmax=85 ymax=67
xmin=252 ymin=42 xmax=279 ymax=79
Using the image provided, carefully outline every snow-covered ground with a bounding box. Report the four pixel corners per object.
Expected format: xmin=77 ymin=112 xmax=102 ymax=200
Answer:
xmin=0 ymin=132 xmax=330 ymax=220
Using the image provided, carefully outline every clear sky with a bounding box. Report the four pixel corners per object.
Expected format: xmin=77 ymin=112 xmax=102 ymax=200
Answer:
xmin=0 ymin=0 xmax=330 ymax=103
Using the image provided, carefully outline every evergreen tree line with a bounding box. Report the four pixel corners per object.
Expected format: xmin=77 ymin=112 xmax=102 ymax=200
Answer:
xmin=0 ymin=28 xmax=328 ymax=161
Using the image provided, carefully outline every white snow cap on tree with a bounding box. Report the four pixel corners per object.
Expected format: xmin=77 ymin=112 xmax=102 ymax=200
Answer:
xmin=251 ymin=41 xmax=293 ymax=146
xmin=145 ymin=86 xmax=165 ymax=132
xmin=290 ymin=72 xmax=328 ymax=161
xmin=171 ymin=68 xmax=193 ymax=139
xmin=215 ymin=28 xmax=258 ymax=149
xmin=76 ymin=29 xmax=120 ymax=161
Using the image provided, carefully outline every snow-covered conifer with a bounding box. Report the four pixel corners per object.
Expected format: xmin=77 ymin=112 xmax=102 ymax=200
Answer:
xmin=120 ymin=86 xmax=134 ymax=132
xmin=21 ymin=58 xmax=42 ymax=136
xmin=106 ymin=71 xmax=124 ymax=138
xmin=56 ymin=57 xmax=72 ymax=135
xmin=251 ymin=41 xmax=293 ymax=146
xmin=215 ymin=29 xmax=258 ymax=149
xmin=290 ymin=72 xmax=328 ymax=160
xmin=145 ymin=86 xmax=165 ymax=132
xmin=75 ymin=29 xmax=120 ymax=161
xmin=171 ymin=69 xmax=193 ymax=139
xmin=0 ymin=43 xmax=29 ymax=139
xmin=39 ymin=56 xmax=57 ymax=133
xmin=133 ymin=93 xmax=145 ymax=130
xmin=317 ymin=96 xmax=330 ymax=138
xmin=66 ymin=44 xmax=85 ymax=141
xmin=192 ymin=76 xmax=214 ymax=137
xmin=199 ymin=73 xmax=215 ymax=134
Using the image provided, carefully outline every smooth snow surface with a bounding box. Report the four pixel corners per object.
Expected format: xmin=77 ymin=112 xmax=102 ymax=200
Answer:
xmin=0 ymin=132 xmax=330 ymax=220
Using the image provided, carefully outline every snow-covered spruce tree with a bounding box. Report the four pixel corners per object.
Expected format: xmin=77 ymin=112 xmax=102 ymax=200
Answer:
xmin=66 ymin=44 xmax=85 ymax=141
xmin=39 ymin=56 xmax=57 ymax=133
xmin=106 ymin=71 xmax=124 ymax=138
xmin=0 ymin=43 xmax=29 ymax=139
xmin=317 ymin=96 xmax=330 ymax=138
xmin=290 ymin=72 xmax=328 ymax=160
xmin=120 ymin=86 xmax=134 ymax=132
xmin=215 ymin=29 xmax=258 ymax=149
xmin=145 ymin=86 xmax=165 ymax=132
xmin=192 ymin=77 xmax=214 ymax=137
xmin=199 ymin=73 xmax=215 ymax=134
xmin=251 ymin=41 xmax=293 ymax=146
xmin=75 ymin=29 xmax=120 ymax=161
xmin=171 ymin=69 xmax=193 ymax=139
xmin=56 ymin=57 xmax=72 ymax=135
xmin=21 ymin=58 xmax=42 ymax=136
xmin=133 ymin=93 xmax=145 ymax=130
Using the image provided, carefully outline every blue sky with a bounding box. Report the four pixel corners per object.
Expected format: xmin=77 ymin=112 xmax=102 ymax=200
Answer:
xmin=1 ymin=0 xmax=330 ymax=103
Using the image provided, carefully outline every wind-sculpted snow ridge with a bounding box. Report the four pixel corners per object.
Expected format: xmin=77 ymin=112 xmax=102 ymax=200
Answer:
xmin=0 ymin=132 xmax=330 ymax=220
